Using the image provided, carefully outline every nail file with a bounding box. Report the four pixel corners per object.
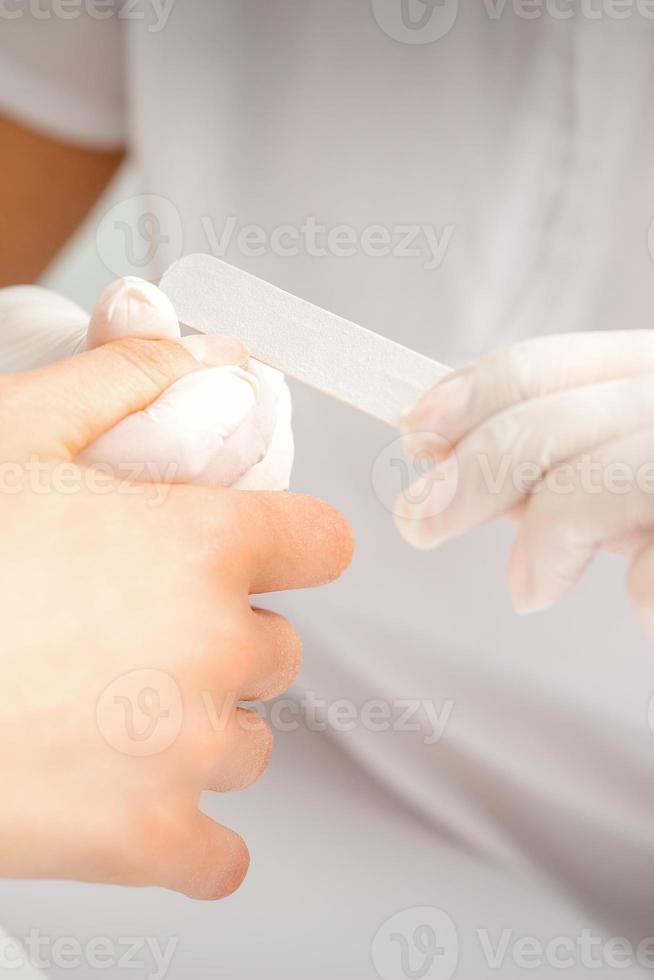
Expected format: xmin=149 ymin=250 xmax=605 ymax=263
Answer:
xmin=160 ymin=254 xmax=450 ymax=426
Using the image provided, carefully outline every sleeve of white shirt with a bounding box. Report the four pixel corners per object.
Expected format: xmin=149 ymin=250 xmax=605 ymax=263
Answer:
xmin=0 ymin=3 xmax=125 ymax=149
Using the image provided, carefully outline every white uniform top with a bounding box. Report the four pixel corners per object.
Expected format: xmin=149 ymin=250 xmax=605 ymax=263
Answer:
xmin=3 ymin=2 xmax=654 ymax=974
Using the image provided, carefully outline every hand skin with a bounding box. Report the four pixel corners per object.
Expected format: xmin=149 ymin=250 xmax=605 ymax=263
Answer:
xmin=0 ymin=336 xmax=353 ymax=899
xmin=0 ymin=113 xmax=124 ymax=285
xmin=397 ymin=331 xmax=654 ymax=625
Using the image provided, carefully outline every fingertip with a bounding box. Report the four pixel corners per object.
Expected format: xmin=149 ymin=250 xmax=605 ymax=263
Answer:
xmin=234 ymin=710 xmax=275 ymax=786
xmin=510 ymin=590 xmax=555 ymax=616
xmin=399 ymin=371 xmax=470 ymax=441
xmin=285 ymin=494 xmax=355 ymax=585
xmin=87 ymin=277 xmax=180 ymax=348
xmin=393 ymin=506 xmax=439 ymax=550
xmin=507 ymin=539 xmax=530 ymax=611
xmin=216 ymin=834 xmax=251 ymax=899
xmin=508 ymin=559 xmax=576 ymax=615
xmin=311 ymin=497 xmax=355 ymax=582
xmin=330 ymin=507 xmax=355 ymax=577
xmin=238 ymin=492 xmax=354 ymax=593
xmin=400 ymin=429 xmax=453 ymax=463
xmin=185 ymin=828 xmax=251 ymax=901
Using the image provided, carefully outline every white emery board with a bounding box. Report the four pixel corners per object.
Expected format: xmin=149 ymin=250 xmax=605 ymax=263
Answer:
xmin=160 ymin=254 xmax=450 ymax=426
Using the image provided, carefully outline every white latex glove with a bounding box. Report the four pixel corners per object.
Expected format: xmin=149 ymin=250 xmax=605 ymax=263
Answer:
xmin=0 ymin=277 xmax=294 ymax=491
xmin=396 ymin=331 xmax=654 ymax=626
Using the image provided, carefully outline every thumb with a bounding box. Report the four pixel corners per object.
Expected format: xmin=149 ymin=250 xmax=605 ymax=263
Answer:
xmin=0 ymin=332 xmax=247 ymax=463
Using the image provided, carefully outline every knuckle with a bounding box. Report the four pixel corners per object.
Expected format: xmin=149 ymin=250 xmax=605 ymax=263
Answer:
xmin=473 ymin=409 xmax=522 ymax=462
xmin=492 ymin=340 xmax=538 ymax=404
xmin=189 ymin=489 xmax=249 ymax=567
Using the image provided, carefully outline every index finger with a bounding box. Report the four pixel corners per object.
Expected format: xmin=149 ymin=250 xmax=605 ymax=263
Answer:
xmin=401 ymin=331 xmax=654 ymax=458
xmin=164 ymin=484 xmax=353 ymax=594
xmin=233 ymin=490 xmax=354 ymax=594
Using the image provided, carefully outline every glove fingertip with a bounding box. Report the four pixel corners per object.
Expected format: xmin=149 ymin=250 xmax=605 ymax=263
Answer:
xmin=87 ymin=277 xmax=180 ymax=348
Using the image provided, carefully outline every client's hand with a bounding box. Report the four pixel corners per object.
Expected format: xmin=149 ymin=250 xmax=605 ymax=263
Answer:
xmin=0 ymin=276 xmax=293 ymax=490
xmin=0 ymin=338 xmax=352 ymax=898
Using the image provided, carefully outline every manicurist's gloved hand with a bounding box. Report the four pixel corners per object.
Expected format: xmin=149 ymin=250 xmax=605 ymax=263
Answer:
xmin=396 ymin=331 xmax=654 ymax=626
xmin=0 ymin=337 xmax=352 ymax=898
xmin=0 ymin=276 xmax=293 ymax=490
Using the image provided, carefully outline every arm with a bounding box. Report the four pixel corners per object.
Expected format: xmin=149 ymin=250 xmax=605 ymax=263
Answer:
xmin=0 ymin=113 xmax=125 ymax=285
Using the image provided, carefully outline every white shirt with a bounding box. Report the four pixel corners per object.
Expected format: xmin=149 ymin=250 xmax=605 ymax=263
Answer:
xmin=3 ymin=0 xmax=654 ymax=968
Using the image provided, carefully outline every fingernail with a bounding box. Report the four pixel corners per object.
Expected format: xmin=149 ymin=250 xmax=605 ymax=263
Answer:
xmin=402 ymin=430 xmax=454 ymax=462
xmin=508 ymin=557 xmax=554 ymax=614
xmin=180 ymin=334 xmax=249 ymax=368
xmin=400 ymin=373 xmax=471 ymax=435
xmin=88 ymin=276 xmax=179 ymax=347
xmin=394 ymin=508 xmax=441 ymax=551
xmin=511 ymin=591 xmax=554 ymax=615
xmin=508 ymin=543 xmax=534 ymax=613
xmin=508 ymin=542 xmax=562 ymax=615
